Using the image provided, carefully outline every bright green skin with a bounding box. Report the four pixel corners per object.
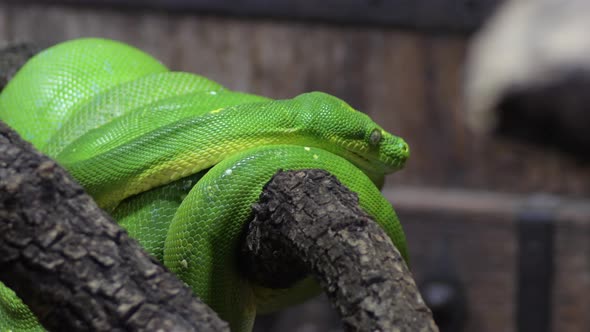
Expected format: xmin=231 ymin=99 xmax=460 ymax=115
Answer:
xmin=0 ymin=38 xmax=410 ymax=332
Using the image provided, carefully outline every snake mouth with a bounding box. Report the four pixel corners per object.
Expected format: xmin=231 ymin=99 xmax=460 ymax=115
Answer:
xmin=331 ymin=139 xmax=393 ymax=175
xmin=349 ymin=149 xmax=372 ymax=165
xmin=346 ymin=148 xmax=387 ymax=174
xmin=332 ymin=134 xmax=408 ymax=175
xmin=344 ymin=143 xmax=406 ymax=173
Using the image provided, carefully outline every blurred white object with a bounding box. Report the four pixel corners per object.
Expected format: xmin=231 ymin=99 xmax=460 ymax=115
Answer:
xmin=464 ymin=0 xmax=590 ymax=133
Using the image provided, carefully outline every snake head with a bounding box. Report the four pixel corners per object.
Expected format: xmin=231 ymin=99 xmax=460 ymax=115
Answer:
xmin=292 ymin=92 xmax=410 ymax=175
xmin=365 ymin=126 xmax=410 ymax=173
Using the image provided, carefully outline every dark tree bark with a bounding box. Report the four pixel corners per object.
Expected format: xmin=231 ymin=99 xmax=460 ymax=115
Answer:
xmin=0 ymin=120 xmax=229 ymax=331
xmin=242 ymin=169 xmax=439 ymax=332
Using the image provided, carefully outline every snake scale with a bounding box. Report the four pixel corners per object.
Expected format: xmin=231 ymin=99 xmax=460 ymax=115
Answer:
xmin=0 ymin=38 xmax=409 ymax=332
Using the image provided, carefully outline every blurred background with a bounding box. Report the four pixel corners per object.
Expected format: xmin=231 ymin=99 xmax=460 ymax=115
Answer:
xmin=2 ymin=1 xmax=590 ymax=331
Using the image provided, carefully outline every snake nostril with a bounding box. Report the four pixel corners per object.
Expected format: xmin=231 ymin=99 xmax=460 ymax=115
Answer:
xmin=399 ymin=141 xmax=410 ymax=155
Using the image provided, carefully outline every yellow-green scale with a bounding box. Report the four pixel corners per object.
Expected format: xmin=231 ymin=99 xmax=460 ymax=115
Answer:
xmin=45 ymin=72 xmax=225 ymax=157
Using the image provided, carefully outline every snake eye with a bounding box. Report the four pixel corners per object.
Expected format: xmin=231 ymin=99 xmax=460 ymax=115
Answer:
xmin=369 ymin=129 xmax=382 ymax=146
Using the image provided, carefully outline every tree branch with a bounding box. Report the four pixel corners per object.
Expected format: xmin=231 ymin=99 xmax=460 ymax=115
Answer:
xmin=242 ymin=169 xmax=439 ymax=332
xmin=0 ymin=120 xmax=229 ymax=331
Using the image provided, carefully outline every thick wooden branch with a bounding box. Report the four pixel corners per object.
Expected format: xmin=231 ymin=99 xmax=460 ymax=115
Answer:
xmin=242 ymin=169 xmax=439 ymax=332
xmin=0 ymin=121 xmax=229 ymax=331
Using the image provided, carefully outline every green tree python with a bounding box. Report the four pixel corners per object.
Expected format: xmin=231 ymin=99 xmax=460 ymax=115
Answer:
xmin=0 ymin=38 xmax=409 ymax=332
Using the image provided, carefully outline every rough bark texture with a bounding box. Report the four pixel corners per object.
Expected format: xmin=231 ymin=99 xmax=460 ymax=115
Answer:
xmin=0 ymin=121 xmax=229 ymax=331
xmin=243 ymin=169 xmax=439 ymax=332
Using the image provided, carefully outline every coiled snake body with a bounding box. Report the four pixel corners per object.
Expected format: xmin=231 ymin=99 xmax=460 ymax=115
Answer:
xmin=0 ymin=38 xmax=409 ymax=331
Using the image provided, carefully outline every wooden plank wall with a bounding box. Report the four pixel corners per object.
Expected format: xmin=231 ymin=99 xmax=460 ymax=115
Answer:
xmin=1 ymin=3 xmax=590 ymax=332
xmin=2 ymin=2 xmax=590 ymax=197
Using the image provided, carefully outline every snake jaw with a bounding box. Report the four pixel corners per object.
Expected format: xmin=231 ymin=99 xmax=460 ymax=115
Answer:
xmin=335 ymin=133 xmax=409 ymax=176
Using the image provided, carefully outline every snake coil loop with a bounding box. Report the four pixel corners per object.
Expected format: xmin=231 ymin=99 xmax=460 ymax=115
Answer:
xmin=0 ymin=38 xmax=409 ymax=332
